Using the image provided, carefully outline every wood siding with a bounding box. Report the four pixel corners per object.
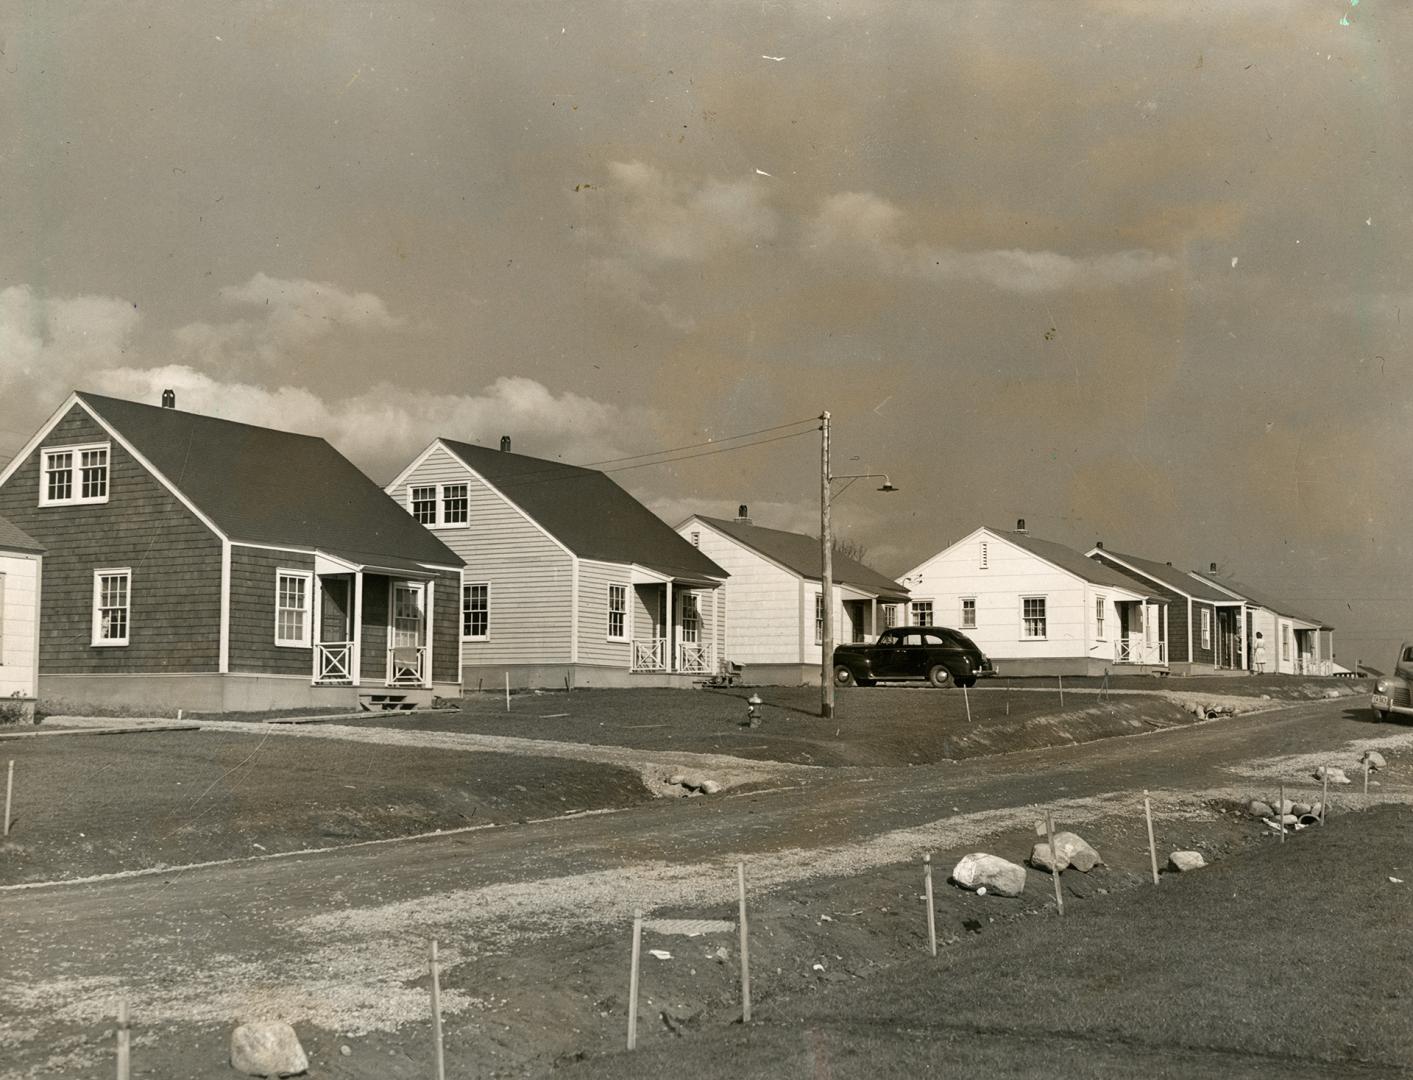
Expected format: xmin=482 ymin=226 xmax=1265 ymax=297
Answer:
xmin=1191 ymin=601 xmax=1217 ymax=665
xmin=0 ymin=554 xmax=40 ymax=698
xmin=228 ymin=546 xmax=315 ymax=674
xmin=1089 ymin=552 xmax=1192 ymax=663
xmin=679 ymin=523 xmax=804 ymax=664
xmin=388 ymin=446 xmax=573 ymax=667
xmin=359 ymin=575 xmax=390 ymax=680
xmin=430 ymin=569 xmax=460 ymax=682
xmin=0 ymin=404 xmax=223 ymax=673
xmin=577 ymin=560 xmax=631 ymax=666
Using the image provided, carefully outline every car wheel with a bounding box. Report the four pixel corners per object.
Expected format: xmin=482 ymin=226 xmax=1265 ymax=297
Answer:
xmin=1373 ymin=706 xmax=1389 ymax=723
xmin=928 ymin=665 xmax=954 ymax=689
xmin=858 ymin=678 xmax=876 ymax=687
xmin=834 ymin=665 xmax=856 ymax=687
xmin=961 ymin=677 xmax=977 ymax=688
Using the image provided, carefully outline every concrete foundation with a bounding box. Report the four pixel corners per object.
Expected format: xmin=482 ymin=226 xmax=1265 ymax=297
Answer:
xmin=38 ymin=673 xmax=459 ymax=714
xmin=462 ymin=663 xmax=708 ymax=691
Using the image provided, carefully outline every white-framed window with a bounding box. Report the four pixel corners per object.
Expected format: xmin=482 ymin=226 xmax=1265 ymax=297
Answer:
xmin=1022 ymin=596 xmax=1047 ymax=639
xmin=410 ymin=485 xmax=437 ymax=525
xmin=607 ymin=583 xmax=628 ymax=640
xmin=92 ymin=568 xmax=131 ymax=646
xmin=442 ymin=484 xmax=469 ymax=525
xmin=275 ymin=570 xmax=313 ymax=647
xmin=41 ymin=442 xmax=110 ymax=506
xmin=960 ymin=598 xmax=977 ymax=628
xmin=814 ymin=593 xmax=824 ymax=645
xmin=1095 ymin=596 xmax=1105 ymax=639
xmin=407 ymin=482 xmax=471 ymax=528
xmin=1281 ymin=624 xmax=1291 ymax=661
xmin=1201 ymin=608 xmax=1212 ymax=650
xmin=910 ymin=600 xmax=934 ymax=626
xmin=979 ymin=541 xmax=989 ymax=570
xmin=462 ymin=582 xmax=489 ymax=640
xmin=881 ymin=603 xmax=900 ymax=630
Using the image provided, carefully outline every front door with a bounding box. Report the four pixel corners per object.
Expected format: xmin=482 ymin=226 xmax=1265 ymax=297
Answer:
xmin=389 ymin=582 xmax=426 ymax=685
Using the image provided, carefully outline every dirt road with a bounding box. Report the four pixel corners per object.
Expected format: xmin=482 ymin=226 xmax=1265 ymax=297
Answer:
xmin=2 ymin=698 xmax=1409 ymax=1078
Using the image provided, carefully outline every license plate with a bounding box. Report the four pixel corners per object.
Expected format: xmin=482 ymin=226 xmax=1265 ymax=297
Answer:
xmin=1373 ymin=694 xmax=1391 ymax=709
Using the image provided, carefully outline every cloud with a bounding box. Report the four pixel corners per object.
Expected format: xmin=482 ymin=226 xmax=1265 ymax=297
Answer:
xmin=589 ymin=257 xmax=697 ymax=333
xmin=174 ymin=273 xmax=402 ymax=368
xmin=807 ymin=192 xmax=1176 ymax=293
xmin=85 ymin=367 xmax=656 ymax=477
xmin=604 ymin=161 xmax=779 ymax=264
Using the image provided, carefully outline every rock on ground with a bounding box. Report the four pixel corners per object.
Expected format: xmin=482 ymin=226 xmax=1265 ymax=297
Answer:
xmin=952 ymin=853 xmax=1026 ymax=897
xmin=1248 ymin=799 xmax=1274 ymax=818
xmin=1030 ymin=831 xmax=1102 ymax=873
xmin=1167 ymin=851 xmax=1207 ymax=873
xmin=1363 ymin=750 xmax=1386 ymax=771
xmin=230 ymin=1021 xmax=309 ymax=1078
xmin=1315 ymin=766 xmax=1351 ymax=784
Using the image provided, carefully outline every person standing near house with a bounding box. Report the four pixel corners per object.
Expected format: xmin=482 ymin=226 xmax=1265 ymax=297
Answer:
xmin=1254 ymin=632 xmax=1266 ymax=674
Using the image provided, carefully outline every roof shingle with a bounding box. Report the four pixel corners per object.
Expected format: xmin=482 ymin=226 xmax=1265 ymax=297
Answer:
xmin=994 ymin=529 xmax=1156 ymax=597
xmin=0 ymin=513 xmax=43 ymax=554
xmin=694 ymin=515 xmax=907 ymax=599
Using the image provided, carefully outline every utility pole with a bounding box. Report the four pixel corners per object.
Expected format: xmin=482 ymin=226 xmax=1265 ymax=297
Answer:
xmin=820 ymin=410 xmax=834 ymax=720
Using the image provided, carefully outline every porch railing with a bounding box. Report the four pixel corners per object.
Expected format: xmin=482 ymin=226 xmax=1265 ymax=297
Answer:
xmin=316 ymin=641 xmax=353 ymax=685
xmin=676 ymin=642 xmax=713 ymax=675
xmin=632 ymin=638 xmax=667 ymax=672
xmin=1297 ymin=657 xmax=1332 ymax=676
xmin=1115 ymin=640 xmax=1167 ymax=665
xmin=389 ymin=646 xmax=427 ymax=687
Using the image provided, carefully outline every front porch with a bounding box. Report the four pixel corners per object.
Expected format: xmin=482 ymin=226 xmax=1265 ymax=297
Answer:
xmin=311 ymin=558 xmax=441 ymax=699
xmin=629 ymin=577 xmax=720 ymax=677
xmin=1112 ymin=599 xmax=1168 ymax=667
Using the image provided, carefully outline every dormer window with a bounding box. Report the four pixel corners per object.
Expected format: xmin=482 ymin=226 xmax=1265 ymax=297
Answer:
xmin=41 ymin=443 xmax=110 ymax=506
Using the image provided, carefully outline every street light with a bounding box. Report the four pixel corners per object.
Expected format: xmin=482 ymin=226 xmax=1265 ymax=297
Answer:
xmin=819 ymin=409 xmax=898 ymax=719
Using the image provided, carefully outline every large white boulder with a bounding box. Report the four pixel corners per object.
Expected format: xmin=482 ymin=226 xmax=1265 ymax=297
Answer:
xmin=1314 ymin=766 xmax=1351 ymax=785
xmin=230 ymin=1022 xmax=309 ymax=1078
xmin=952 ymin=853 xmax=1026 ymax=897
xmin=1167 ymin=851 xmax=1207 ymax=873
xmin=1362 ymin=750 xmax=1386 ymax=772
xmin=1030 ymin=832 xmax=1102 ymax=873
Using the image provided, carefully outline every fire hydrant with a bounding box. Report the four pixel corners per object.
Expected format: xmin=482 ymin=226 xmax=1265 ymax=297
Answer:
xmin=746 ymin=693 xmax=763 ymax=727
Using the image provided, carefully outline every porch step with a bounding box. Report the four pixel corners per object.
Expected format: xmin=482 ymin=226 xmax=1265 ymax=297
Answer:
xmin=359 ymin=693 xmax=417 ymax=712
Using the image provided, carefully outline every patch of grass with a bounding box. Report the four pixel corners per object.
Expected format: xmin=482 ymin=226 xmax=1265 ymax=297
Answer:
xmin=0 ymin=730 xmax=652 ymax=884
xmin=565 ymin=804 xmax=1413 ymax=1079
xmin=352 ymin=686 xmax=1206 ymax=766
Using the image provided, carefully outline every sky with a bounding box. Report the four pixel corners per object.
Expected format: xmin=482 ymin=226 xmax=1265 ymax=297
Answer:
xmin=0 ymin=1 xmax=1409 ymax=666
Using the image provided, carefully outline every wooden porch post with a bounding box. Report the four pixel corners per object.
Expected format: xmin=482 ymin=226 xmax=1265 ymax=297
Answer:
xmin=312 ymin=575 xmax=324 ymax=683
xmin=665 ymin=580 xmax=674 ymax=672
xmin=425 ymin=579 xmax=435 ymax=689
xmin=351 ymin=571 xmax=363 ymax=686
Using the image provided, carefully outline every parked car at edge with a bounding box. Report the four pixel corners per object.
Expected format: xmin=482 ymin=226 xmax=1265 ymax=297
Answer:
xmin=1371 ymin=643 xmax=1413 ymax=721
xmin=833 ymin=626 xmax=994 ymax=688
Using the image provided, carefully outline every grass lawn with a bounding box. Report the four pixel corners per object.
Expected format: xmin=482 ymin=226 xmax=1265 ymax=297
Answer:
xmin=566 ymin=803 xmax=1413 ymax=1079
xmin=0 ymin=728 xmax=651 ymax=884
xmin=350 ymin=685 xmax=1210 ymax=767
xmin=1022 ymin=672 xmax=1372 ymax=700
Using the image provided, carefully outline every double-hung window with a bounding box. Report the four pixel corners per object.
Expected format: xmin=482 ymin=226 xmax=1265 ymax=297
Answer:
xmin=92 ymin=568 xmax=131 ymax=646
xmin=275 ymin=570 xmax=312 ymax=647
xmin=462 ymin=583 xmax=489 ymax=640
xmin=814 ymin=594 xmax=825 ymax=645
xmin=410 ymin=486 xmax=437 ymax=525
xmin=1201 ymin=609 xmax=1212 ymax=650
xmin=910 ymin=600 xmax=933 ymax=626
xmin=960 ymin=598 xmax=977 ymax=628
xmin=408 ymin=482 xmax=470 ymax=527
xmin=1095 ymin=597 xmax=1105 ymax=639
xmin=1022 ymin=596 xmax=1047 ymax=639
xmin=607 ymin=584 xmax=628 ymax=641
xmin=41 ymin=443 xmax=110 ymax=506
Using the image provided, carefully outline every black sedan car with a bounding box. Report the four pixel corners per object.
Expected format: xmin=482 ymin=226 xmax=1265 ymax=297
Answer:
xmin=832 ymin=626 xmax=993 ymax=688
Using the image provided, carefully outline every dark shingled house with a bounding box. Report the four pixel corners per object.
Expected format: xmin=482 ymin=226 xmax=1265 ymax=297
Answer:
xmin=0 ymin=390 xmax=463 ymax=712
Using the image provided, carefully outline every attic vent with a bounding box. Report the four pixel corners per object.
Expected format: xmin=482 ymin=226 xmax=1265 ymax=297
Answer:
xmin=690 ymin=531 xmax=700 ymax=548
xmin=500 ymin=435 xmax=511 ymax=453
xmin=980 ymin=541 xmax=989 ymax=570
xmin=161 ymin=389 xmax=176 ymax=409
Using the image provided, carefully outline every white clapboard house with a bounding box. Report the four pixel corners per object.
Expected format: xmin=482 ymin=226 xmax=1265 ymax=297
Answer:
xmin=0 ymin=514 xmax=42 ymax=718
xmin=387 ymin=437 xmax=729 ymax=689
xmin=674 ymin=508 xmax=909 ymax=685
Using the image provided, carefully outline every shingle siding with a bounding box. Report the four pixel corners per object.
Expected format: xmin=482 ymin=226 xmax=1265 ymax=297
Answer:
xmin=0 ymin=404 xmax=222 ymax=674
xmin=431 ymin=570 xmax=460 ymax=682
xmin=228 ymin=546 xmax=315 ymax=675
xmin=1090 ymin=551 xmax=1192 ymax=663
xmin=388 ymin=446 xmax=574 ymax=668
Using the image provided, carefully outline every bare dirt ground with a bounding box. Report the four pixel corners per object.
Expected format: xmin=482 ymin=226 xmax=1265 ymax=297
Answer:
xmin=0 ymin=697 xmax=1407 ymax=1079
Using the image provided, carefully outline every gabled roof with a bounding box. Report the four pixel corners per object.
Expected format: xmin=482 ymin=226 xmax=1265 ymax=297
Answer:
xmin=993 ymin=529 xmax=1157 ymax=598
xmin=75 ymin=393 xmax=461 ymax=570
xmin=692 ymin=515 xmax=908 ymax=600
xmin=0 ymin=514 xmax=43 ymax=554
xmin=438 ymin=439 xmax=726 ymax=581
xmin=1187 ymin=570 xmax=1332 ymax=629
xmin=1090 ymin=549 xmax=1236 ymax=602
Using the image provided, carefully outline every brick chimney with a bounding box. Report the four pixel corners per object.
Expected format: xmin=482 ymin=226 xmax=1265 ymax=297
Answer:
xmin=1210 ymin=561 xmax=1218 ymax=573
xmin=500 ymin=435 xmax=511 ymax=453
xmin=736 ymin=504 xmax=751 ymax=524
xmin=1015 ymin=518 xmax=1027 ymax=534
xmin=1095 ymin=540 xmax=1104 ymax=550
xmin=161 ymin=389 xmax=176 ymax=409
